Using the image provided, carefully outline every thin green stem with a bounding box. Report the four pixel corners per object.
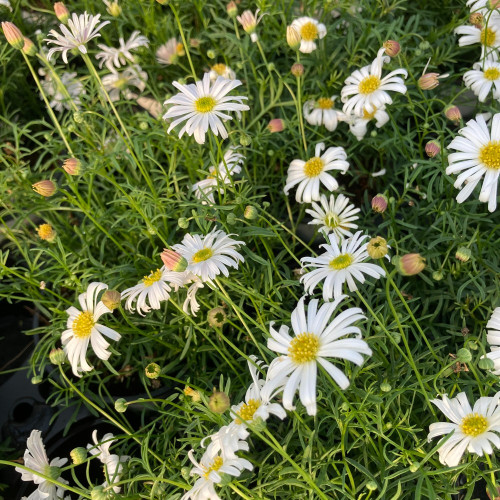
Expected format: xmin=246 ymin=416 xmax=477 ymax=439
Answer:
xmin=170 ymin=4 xmax=197 ymax=80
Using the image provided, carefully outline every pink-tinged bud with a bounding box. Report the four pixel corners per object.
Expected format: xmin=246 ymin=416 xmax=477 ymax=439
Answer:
xmin=32 ymin=180 xmax=57 ymax=197
xmin=425 ymin=140 xmax=441 ymax=158
xmin=102 ymin=289 xmax=121 ymax=310
xmin=418 ymin=73 xmax=440 ymax=90
xmin=37 ymin=223 xmax=56 ymax=242
xmin=267 ymin=118 xmax=285 ymax=133
xmin=62 ymin=157 xmax=81 ymax=175
xmin=189 ymin=38 xmax=201 ymax=48
xmin=1 ymin=22 xmax=24 ymax=50
xmin=383 ymin=40 xmax=400 ymax=57
xmin=371 ymin=194 xmax=388 ymax=213
xmin=291 ymin=63 xmax=304 ymax=77
xmin=53 ymin=2 xmax=69 ymax=23
xmin=395 ymin=253 xmax=426 ymax=276
xmin=286 ymin=25 xmax=301 ymax=50
xmin=161 ymin=249 xmax=188 ymax=272
xmin=469 ymin=12 xmax=484 ymax=29
xmin=22 ymin=37 xmax=37 ymax=56
xmin=455 ymin=246 xmax=472 ymax=263
xmin=444 ymin=105 xmax=462 ymax=123
xmin=226 ymin=1 xmax=238 ymax=18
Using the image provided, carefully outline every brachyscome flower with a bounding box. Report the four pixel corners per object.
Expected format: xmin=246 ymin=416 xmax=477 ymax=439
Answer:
xmin=209 ymin=63 xmax=236 ymax=82
xmin=156 ymin=37 xmax=185 ymax=65
xmin=284 ymin=142 xmax=349 ymax=203
xmin=45 ymin=12 xmax=110 ymax=63
xmin=347 ymin=106 xmax=389 ymax=141
xmin=62 ymin=282 xmax=121 ymax=376
xmin=262 ymin=297 xmax=371 ymax=416
xmin=484 ymin=308 xmax=500 ymax=374
xmin=101 ymin=64 xmax=147 ymax=102
xmin=303 ymin=96 xmax=345 ymax=132
xmin=305 ymin=193 xmax=360 ymax=241
xmin=455 ymin=16 xmax=500 ymax=61
xmin=341 ymin=47 xmax=407 ymax=117
xmin=463 ymin=60 xmax=500 ymax=102
xmin=96 ymin=30 xmax=149 ymax=71
xmin=163 ymin=73 xmax=249 ymax=145
xmin=290 ymin=17 xmax=327 ymax=54
xmin=236 ymin=9 xmax=263 ymax=42
xmin=446 ymin=113 xmax=500 ymax=211
xmin=428 ymin=392 xmax=500 ymax=466
xmin=301 ymin=231 xmax=385 ymax=301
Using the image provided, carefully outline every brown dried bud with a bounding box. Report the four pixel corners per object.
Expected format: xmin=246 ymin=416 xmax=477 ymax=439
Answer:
xmin=102 ymin=290 xmax=121 ymax=310
xmin=383 ymin=40 xmax=400 ymax=57
xmin=469 ymin=12 xmax=484 ymax=29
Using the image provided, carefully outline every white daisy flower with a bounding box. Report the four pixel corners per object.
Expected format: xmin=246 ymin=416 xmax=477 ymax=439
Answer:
xmin=204 ymin=422 xmax=249 ymax=461
xmin=62 ymin=282 xmax=121 ymax=377
xmin=428 ymin=392 xmax=500 ymax=467
xmin=182 ymin=441 xmax=253 ymax=500
xmin=347 ymin=106 xmax=390 ymax=141
xmin=301 ymin=231 xmax=385 ymax=301
xmin=96 ymin=30 xmax=149 ymax=71
xmin=45 ymin=12 xmax=110 ymax=63
xmin=172 ymin=229 xmax=245 ymax=283
xmin=446 ymin=113 xmax=500 ymax=212
xmin=284 ymin=142 xmax=349 ymax=203
xmin=483 ymin=307 xmax=500 ymax=374
xmin=209 ymin=63 xmax=236 ymax=82
xmin=303 ymin=96 xmax=345 ymax=131
xmin=262 ymin=297 xmax=371 ymax=416
xmin=40 ymin=71 xmax=84 ymax=112
xmin=455 ymin=18 xmax=500 ymax=61
xmin=87 ymin=430 xmax=129 ymax=494
xmin=101 ymin=64 xmax=147 ymax=102
xmin=162 ymin=73 xmax=249 ymax=145
xmin=341 ymin=47 xmax=408 ymax=117
xmin=290 ymin=17 xmax=327 ymax=54
xmin=463 ymin=59 xmax=500 ymax=102
xmin=15 ymin=430 xmax=68 ymax=500
xmin=156 ymin=37 xmax=185 ymax=65
xmin=305 ymin=194 xmax=360 ymax=241
xmin=121 ymin=266 xmax=187 ymax=316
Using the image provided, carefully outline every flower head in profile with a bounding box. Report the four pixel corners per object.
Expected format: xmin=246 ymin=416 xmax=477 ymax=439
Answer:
xmin=209 ymin=63 xmax=236 ymax=82
xmin=290 ymin=17 xmax=327 ymax=53
xmin=15 ymin=430 xmax=68 ymax=499
xmin=236 ymin=9 xmax=263 ymax=42
xmin=284 ymin=142 xmax=349 ymax=203
xmin=428 ymin=392 xmax=500 ymax=466
xmin=341 ymin=47 xmax=407 ymax=117
xmin=446 ymin=113 xmax=500 ymax=212
xmin=464 ymin=59 xmax=500 ymax=102
xmin=305 ymin=194 xmax=360 ymax=241
xmin=163 ymin=73 xmax=249 ymax=145
xmin=262 ymin=297 xmax=371 ymax=416
xmin=96 ymin=30 xmax=149 ymax=71
xmin=101 ymin=64 xmax=147 ymax=102
xmin=483 ymin=307 xmax=500 ymax=374
xmin=303 ymin=96 xmax=345 ymax=132
xmin=301 ymin=231 xmax=385 ymax=301
xmin=347 ymin=106 xmax=389 ymax=141
xmin=45 ymin=12 xmax=110 ymax=63
xmin=156 ymin=37 xmax=185 ymax=65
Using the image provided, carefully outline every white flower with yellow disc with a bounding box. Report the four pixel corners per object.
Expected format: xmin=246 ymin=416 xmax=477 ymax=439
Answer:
xmin=455 ymin=16 xmax=500 ymax=62
xmin=463 ymin=59 xmax=500 ymax=102
xmin=290 ymin=16 xmax=326 ymax=54
xmin=347 ymin=106 xmax=389 ymax=141
xmin=303 ymin=96 xmax=345 ymax=131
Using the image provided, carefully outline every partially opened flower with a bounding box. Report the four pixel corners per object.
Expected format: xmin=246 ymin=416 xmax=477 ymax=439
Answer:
xmin=463 ymin=59 xmax=500 ymax=102
xmin=428 ymin=392 xmax=500 ymax=466
xmin=101 ymin=64 xmax=147 ymax=101
xmin=484 ymin=308 xmax=500 ymax=374
xmin=209 ymin=63 xmax=236 ymax=81
xmin=262 ymin=297 xmax=371 ymax=416
xmin=96 ymin=30 xmax=149 ymax=71
xmin=347 ymin=106 xmax=389 ymax=141
xmin=290 ymin=17 xmax=327 ymax=53
xmin=236 ymin=9 xmax=263 ymax=42
xmin=303 ymin=96 xmax=345 ymax=131
xmin=156 ymin=37 xmax=185 ymax=65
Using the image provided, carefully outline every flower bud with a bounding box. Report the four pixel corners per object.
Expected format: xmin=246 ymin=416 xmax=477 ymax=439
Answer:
xmin=226 ymin=1 xmax=238 ymax=18
xmin=207 ymin=49 xmax=216 ymax=59
xmin=418 ymin=73 xmax=440 ymax=90
xmin=22 ymin=37 xmax=37 ymax=56
xmin=106 ymin=1 xmax=121 ymax=16
xmin=380 ymin=381 xmax=391 ymax=392
xmin=286 ymin=25 xmax=301 ymax=50
xmin=115 ymin=398 xmax=127 ymax=413
xmin=366 ymin=481 xmax=378 ymax=491
xmin=54 ymin=2 xmax=69 ymax=24
xmin=371 ymin=194 xmax=388 ymax=213
xmin=209 ymin=390 xmax=230 ymax=413
xmin=367 ymin=236 xmax=388 ymax=259
xmin=267 ymin=118 xmax=285 ymax=133
xmin=32 ymin=180 xmax=57 ymax=197
xmin=70 ymin=447 xmax=87 ymax=465
xmin=49 ymin=348 xmax=65 ymax=365
xmin=208 ymin=306 xmax=227 ymax=328
xmin=91 ymin=486 xmax=107 ymax=500
xmin=444 ymin=105 xmax=461 ymax=123
xmin=383 ymin=40 xmax=400 ymax=57
xmin=432 ymin=270 xmax=444 ymax=281
xmin=239 ymin=133 xmax=251 ymax=146
xmin=291 ymin=63 xmax=304 ymax=77
xmin=62 ymin=157 xmax=81 ymax=175
xmin=455 ymin=246 xmax=472 ymax=262
xmin=243 ymin=205 xmax=258 ymax=220
xmin=177 ymin=217 xmax=189 ymax=229
xmin=469 ymin=12 xmax=484 ymax=28
xmin=184 ymin=386 xmax=201 ymax=402
xmin=161 ymin=249 xmax=188 ymax=272
xmin=31 ymin=375 xmax=43 ymax=384
xmin=479 ymin=357 xmax=495 ymax=370
xmin=425 ymin=140 xmax=440 ymax=158
xmin=456 ymin=348 xmax=472 ymax=363
xmin=1 ymin=22 xmax=24 ymax=50
xmin=190 ymin=38 xmax=200 ymax=48
xmin=37 ymin=223 xmax=56 ymax=242
xmin=145 ymin=362 xmax=161 ymax=379
xmin=102 ymin=290 xmax=121 ymax=310
xmin=395 ymin=253 xmax=426 ymax=276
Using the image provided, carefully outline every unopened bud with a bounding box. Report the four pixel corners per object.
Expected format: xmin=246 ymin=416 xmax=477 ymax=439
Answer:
xmin=207 ymin=49 xmax=216 ymax=59
xmin=190 ymin=38 xmax=200 ymax=48
xmin=444 ymin=105 xmax=461 ymax=123
xmin=455 ymin=246 xmax=472 ymax=262
xmin=244 ymin=205 xmax=258 ymax=220
xmin=33 ymin=180 xmax=57 ymax=197
xmin=367 ymin=236 xmax=388 ymax=259
xmin=184 ymin=386 xmax=201 ymax=402
xmin=49 ymin=348 xmax=65 ymax=365
xmin=291 ymin=63 xmax=304 ymax=77
xmin=91 ymin=486 xmax=107 ymax=500
xmin=161 ymin=249 xmax=188 ymax=272
xmin=70 ymin=447 xmax=87 ymax=465
xmin=383 ymin=40 xmax=400 ymax=57
xmin=178 ymin=217 xmax=189 ymax=229
xmin=366 ymin=481 xmax=378 ymax=491
xmin=432 ymin=270 xmax=444 ymax=281
xmin=37 ymin=223 xmax=56 ymax=242
xmin=62 ymin=157 xmax=81 ymax=175
xmin=239 ymin=133 xmax=251 ymax=146
xmin=456 ymin=348 xmax=472 ymax=363
xmin=479 ymin=357 xmax=495 ymax=370
xmin=1 ymin=22 xmax=24 ymax=50
xmin=106 ymin=1 xmax=121 ymax=16
xmin=209 ymin=390 xmax=230 ymax=413
xmin=22 ymin=37 xmax=37 ymax=56
xmin=226 ymin=1 xmax=238 ymax=18
xmin=31 ymin=375 xmax=43 ymax=384
xmin=469 ymin=12 xmax=484 ymax=28
xmin=395 ymin=253 xmax=426 ymax=276
xmin=102 ymin=290 xmax=121 ymax=310
xmin=267 ymin=118 xmax=285 ymax=133
xmin=54 ymin=2 xmax=69 ymax=23
xmin=286 ymin=25 xmax=301 ymax=50
xmin=208 ymin=306 xmax=227 ymax=328
xmin=425 ymin=140 xmax=440 ymax=158
xmin=418 ymin=73 xmax=440 ymax=90
xmin=380 ymin=381 xmax=391 ymax=392
xmin=371 ymin=194 xmax=388 ymax=213
xmin=115 ymin=398 xmax=127 ymax=413
xmin=145 ymin=362 xmax=161 ymax=379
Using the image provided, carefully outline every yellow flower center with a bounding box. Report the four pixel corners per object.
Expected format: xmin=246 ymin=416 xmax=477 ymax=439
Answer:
xmin=329 ymin=253 xmax=354 ymax=270
xmin=236 ymin=399 xmax=261 ymax=424
xmin=212 ymin=63 xmax=227 ymax=75
xmin=192 ymin=248 xmax=213 ymax=263
xmin=484 ymin=67 xmax=500 ymax=80
xmin=461 ymin=413 xmax=488 ymax=437
xmin=363 ymin=107 xmax=378 ymax=120
xmin=113 ymin=77 xmax=128 ymax=90
xmin=203 ymin=456 xmax=223 ymax=479
xmin=142 ymin=269 xmax=163 ymax=287
xmin=195 ymin=96 xmax=216 ymax=113
xmin=303 ymin=157 xmax=324 ymax=177
xmin=73 ymin=311 xmax=95 ymax=338
xmin=481 ymin=27 xmax=496 ymax=47
xmin=176 ymin=42 xmax=185 ymax=55
xmin=358 ymin=75 xmax=381 ymax=95
xmin=325 ymin=213 xmax=340 ymax=229
xmin=288 ymin=333 xmax=320 ymax=364
xmin=37 ymin=224 xmax=54 ymax=240
xmin=300 ymin=21 xmax=319 ymax=41
xmin=479 ymin=141 xmax=500 ymax=170
xmin=317 ymin=97 xmax=333 ymax=109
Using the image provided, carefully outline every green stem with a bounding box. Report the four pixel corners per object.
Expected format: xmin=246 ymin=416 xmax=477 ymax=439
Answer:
xmin=170 ymin=4 xmax=197 ymax=80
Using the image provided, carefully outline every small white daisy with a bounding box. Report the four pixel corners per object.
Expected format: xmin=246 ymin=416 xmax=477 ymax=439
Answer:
xmin=301 ymin=231 xmax=385 ymax=301
xmin=341 ymin=47 xmax=407 ymax=117
xmin=163 ymin=73 xmax=249 ymax=145
xmin=101 ymin=64 xmax=147 ymax=102
xmin=484 ymin=307 xmax=500 ymax=374
xmin=303 ymin=96 xmax=345 ymax=131
xmin=290 ymin=17 xmax=327 ymax=54
xmin=45 ymin=12 xmax=110 ymax=63
xmin=156 ymin=37 xmax=185 ymax=65
xmin=40 ymin=71 xmax=84 ymax=112
xmin=205 ymin=422 xmax=249 ymax=460
xmin=284 ymin=142 xmax=349 ymax=203
xmin=96 ymin=30 xmax=149 ymax=71
xmin=15 ymin=430 xmax=68 ymax=500
xmin=428 ymin=392 xmax=500 ymax=467
xmin=464 ymin=59 xmax=500 ymax=102
xmin=446 ymin=113 xmax=500 ymax=212
xmin=455 ymin=18 xmax=500 ymax=61
xmin=209 ymin=63 xmax=236 ymax=82
xmin=62 ymin=282 xmax=121 ymax=377
xmin=172 ymin=229 xmax=245 ymax=283
xmin=305 ymin=194 xmax=360 ymax=241
xmin=347 ymin=106 xmax=390 ymax=141
xmin=262 ymin=297 xmax=371 ymax=416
